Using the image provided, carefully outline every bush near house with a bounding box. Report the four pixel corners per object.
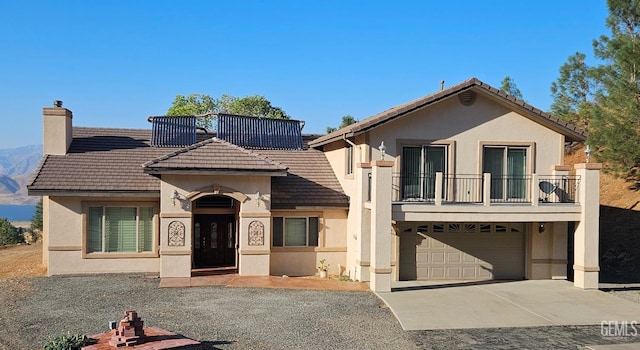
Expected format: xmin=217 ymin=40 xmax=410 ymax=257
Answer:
xmin=0 ymin=218 xmax=24 ymax=246
xmin=43 ymin=333 xmax=91 ymax=350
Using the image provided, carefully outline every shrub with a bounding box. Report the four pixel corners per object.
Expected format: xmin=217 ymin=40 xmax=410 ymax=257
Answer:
xmin=43 ymin=332 xmax=90 ymax=350
xmin=0 ymin=218 xmax=24 ymax=246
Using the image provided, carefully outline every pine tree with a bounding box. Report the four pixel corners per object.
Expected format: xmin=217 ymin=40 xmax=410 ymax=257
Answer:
xmin=499 ymin=76 xmax=524 ymax=100
xmin=589 ymin=0 xmax=640 ymax=176
xmin=550 ymin=52 xmax=596 ymax=130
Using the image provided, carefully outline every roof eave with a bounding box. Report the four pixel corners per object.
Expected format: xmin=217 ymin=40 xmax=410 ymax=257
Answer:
xmin=27 ymin=189 xmax=160 ymax=197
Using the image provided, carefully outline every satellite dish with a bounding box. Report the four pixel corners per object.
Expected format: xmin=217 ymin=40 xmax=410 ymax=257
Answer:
xmin=539 ymin=181 xmax=556 ymax=195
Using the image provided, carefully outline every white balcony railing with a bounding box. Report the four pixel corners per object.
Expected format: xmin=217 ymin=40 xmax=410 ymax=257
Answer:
xmin=389 ymin=173 xmax=580 ymax=205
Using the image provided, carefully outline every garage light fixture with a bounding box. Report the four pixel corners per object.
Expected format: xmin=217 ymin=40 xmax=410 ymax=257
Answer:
xmin=538 ymin=222 xmax=546 ymax=234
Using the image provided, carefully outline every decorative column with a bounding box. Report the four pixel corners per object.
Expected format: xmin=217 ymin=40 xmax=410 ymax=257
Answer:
xmin=573 ymin=163 xmax=602 ymax=289
xmin=354 ymin=163 xmax=372 ymax=281
xmin=369 ymin=160 xmax=394 ymax=292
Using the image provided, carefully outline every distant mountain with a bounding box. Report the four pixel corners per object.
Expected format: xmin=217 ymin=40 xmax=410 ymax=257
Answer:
xmin=0 ymin=145 xmax=42 ymax=205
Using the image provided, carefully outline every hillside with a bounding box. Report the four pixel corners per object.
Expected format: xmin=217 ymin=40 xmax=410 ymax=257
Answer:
xmin=565 ymin=144 xmax=640 ymax=283
xmin=0 ymin=145 xmax=41 ymax=205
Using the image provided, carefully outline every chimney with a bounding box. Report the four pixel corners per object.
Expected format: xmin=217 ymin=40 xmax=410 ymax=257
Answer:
xmin=43 ymin=100 xmax=73 ymax=155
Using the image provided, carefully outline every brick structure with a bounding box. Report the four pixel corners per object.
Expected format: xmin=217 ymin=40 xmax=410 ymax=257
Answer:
xmin=109 ymin=310 xmax=145 ymax=347
xmin=84 ymin=310 xmax=201 ymax=350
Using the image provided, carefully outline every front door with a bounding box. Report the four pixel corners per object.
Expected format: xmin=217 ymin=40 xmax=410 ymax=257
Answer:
xmin=193 ymin=214 xmax=236 ymax=268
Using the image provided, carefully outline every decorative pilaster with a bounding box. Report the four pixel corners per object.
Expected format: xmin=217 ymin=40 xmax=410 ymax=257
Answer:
xmin=355 ymin=163 xmax=372 ymax=281
xmin=369 ymin=160 xmax=394 ymax=292
xmin=573 ymin=163 xmax=602 ymax=289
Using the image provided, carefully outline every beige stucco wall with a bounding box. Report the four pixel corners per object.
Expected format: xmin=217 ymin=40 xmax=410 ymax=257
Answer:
xmin=44 ymin=195 xmax=161 ymax=276
xmin=367 ymin=93 xmax=564 ymax=175
xmin=42 ymin=107 xmax=72 ymax=156
xmin=527 ymin=222 xmax=568 ymax=280
xmin=270 ymin=209 xmax=347 ymax=276
xmin=159 ymin=174 xmax=271 ymax=277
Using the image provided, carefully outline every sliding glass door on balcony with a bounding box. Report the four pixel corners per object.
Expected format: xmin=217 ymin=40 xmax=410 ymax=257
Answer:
xmin=483 ymin=146 xmax=528 ymax=201
xmin=401 ymin=145 xmax=446 ymax=200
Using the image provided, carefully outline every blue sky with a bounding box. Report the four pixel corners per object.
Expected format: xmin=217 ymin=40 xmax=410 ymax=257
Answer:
xmin=0 ymin=0 xmax=609 ymax=149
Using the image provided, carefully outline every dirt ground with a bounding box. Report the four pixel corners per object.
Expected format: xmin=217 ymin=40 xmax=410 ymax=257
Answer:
xmin=0 ymin=241 xmax=46 ymax=279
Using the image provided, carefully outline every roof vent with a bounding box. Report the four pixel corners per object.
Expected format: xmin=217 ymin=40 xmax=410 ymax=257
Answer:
xmin=458 ymin=90 xmax=476 ymax=106
xmin=217 ymin=114 xmax=303 ymax=150
xmin=149 ymin=116 xmax=197 ymax=147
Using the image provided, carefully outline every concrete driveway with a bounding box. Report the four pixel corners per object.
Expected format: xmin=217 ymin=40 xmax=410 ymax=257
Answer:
xmin=377 ymin=280 xmax=640 ymax=331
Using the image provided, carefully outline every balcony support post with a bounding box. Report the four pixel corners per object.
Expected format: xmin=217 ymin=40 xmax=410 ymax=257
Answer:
xmin=369 ymin=160 xmax=394 ymax=292
xmin=483 ymin=173 xmax=491 ymax=206
xmin=435 ymin=172 xmax=443 ymax=206
xmin=573 ymin=163 xmax=602 ymax=289
xmin=531 ymin=174 xmax=539 ymax=207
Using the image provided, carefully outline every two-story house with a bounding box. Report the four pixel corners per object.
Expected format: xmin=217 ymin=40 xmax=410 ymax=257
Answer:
xmin=28 ymin=78 xmax=601 ymax=292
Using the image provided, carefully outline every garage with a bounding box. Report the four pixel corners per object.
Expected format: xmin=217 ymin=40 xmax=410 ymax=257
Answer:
xmin=399 ymin=222 xmax=525 ymax=280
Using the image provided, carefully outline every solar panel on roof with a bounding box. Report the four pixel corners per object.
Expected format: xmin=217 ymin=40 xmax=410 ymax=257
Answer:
xmin=150 ymin=116 xmax=197 ymax=147
xmin=217 ymin=114 xmax=303 ymax=150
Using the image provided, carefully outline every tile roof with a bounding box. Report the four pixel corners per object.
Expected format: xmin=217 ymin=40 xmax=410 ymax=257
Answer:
xmin=28 ymin=127 xmax=171 ymax=194
xmin=28 ymin=127 xmax=348 ymax=208
xmin=258 ymin=149 xmax=349 ymax=209
xmin=142 ymin=137 xmax=287 ymax=174
xmin=309 ymin=77 xmax=587 ymax=147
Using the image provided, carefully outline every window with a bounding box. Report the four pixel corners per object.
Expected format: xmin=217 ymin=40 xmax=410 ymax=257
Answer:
xmin=87 ymin=206 xmax=154 ymax=253
xmin=346 ymin=143 xmax=354 ymax=175
xmin=401 ymin=145 xmax=447 ymax=200
xmin=483 ymin=146 xmax=528 ymax=200
xmin=272 ymin=217 xmax=319 ymax=247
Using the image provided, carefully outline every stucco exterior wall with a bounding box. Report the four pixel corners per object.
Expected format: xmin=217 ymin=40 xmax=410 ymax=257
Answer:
xmin=319 ymin=91 xmax=573 ymax=285
xmin=45 ymin=195 xmax=161 ymax=276
xmin=367 ymin=93 xmax=564 ymax=175
xmin=159 ymin=174 xmax=271 ymax=277
xmin=270 ymin=209 xmax=347 ymax=276
xmin=527 ymin=222 xmax=569 ymax=280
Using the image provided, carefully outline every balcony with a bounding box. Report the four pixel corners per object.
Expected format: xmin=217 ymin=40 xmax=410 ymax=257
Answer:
xmin=390 ymin=173 xmax=580 ymax=205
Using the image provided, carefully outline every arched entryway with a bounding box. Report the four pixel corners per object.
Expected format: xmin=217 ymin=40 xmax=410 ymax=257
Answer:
xmin=192 ymin=195 xmax=239 ymax=270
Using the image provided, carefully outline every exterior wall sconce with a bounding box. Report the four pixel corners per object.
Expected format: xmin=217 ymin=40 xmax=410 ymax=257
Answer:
xmin=255 ymin=191 xmax=266 ymax=207
xmin=170 ymin=190 xmax=184 ymax=206
xmin=538 ymin=222 xmax=546 ymax=234
xmin=378 ymin=141 xmax=386 ymax=160
xmin=585 ymin=145 xmax=591 ymax=163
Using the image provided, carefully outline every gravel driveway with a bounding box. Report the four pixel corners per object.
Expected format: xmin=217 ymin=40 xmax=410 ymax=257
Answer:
xmin=0 ymin=274 xmax=415 ymax=349
xmin=1 ymin=274 xmax=640 ymax=349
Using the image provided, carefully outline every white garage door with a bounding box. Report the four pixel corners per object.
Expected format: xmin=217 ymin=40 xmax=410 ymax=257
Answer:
xmin=399 ymin=223 xmax=525 ymax=280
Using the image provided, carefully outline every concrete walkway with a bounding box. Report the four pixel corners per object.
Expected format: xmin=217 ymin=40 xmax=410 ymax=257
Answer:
xmin=377 ymin=280 xmax=640 ymax=331
xmin=160 ymin=274 xmax=370 ymax=291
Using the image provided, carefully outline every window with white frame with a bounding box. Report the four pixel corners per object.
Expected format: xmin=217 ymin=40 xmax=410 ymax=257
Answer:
xmin=272 ymin=217 xmax=319 ymax=247
xmin=482 ymin=146 xmax=529 ymax=200
xmin=87 ymin=206 xmax=154 ymax=253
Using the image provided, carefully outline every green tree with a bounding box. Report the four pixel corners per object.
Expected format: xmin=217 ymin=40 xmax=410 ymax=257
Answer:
xmin=29 ymin=198 xmax=43 ymax=242
xmin=550 ymin=52 xmax=597 ymax=130
xmin=0 ymin=218 xmax=24 ymax=246
xmin=589 ymin=0 xmax=640 ymax=176
xmin=31 ymin=198 xmax=43 ymax=232
xmin=499 ymin=76 xmax=524 ymax=100
xmin=167 ymin=94 xmax=289 ymax=129
xmin=166 ymin=94 xmax=218 ymax=128
xmin=219 ymin=94 xmax=290 ymax=119
xmin=326 ymin=115 xmax=358 ymax=134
